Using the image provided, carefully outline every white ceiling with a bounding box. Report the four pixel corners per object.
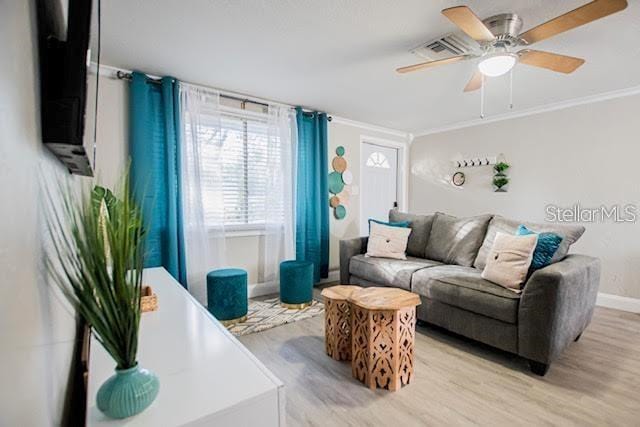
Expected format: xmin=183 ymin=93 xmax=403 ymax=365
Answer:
xmin=93 ymin=0 xmax=640 ymax=133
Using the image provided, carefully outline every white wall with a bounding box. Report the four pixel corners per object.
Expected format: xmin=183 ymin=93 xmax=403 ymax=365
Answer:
xmin=410 ymin=93 xmax=640 ymax=300
xmin=0 ymin=1 xmax=79 ymax=424
xmin=85 ymin=73 xmax=129 ymax=189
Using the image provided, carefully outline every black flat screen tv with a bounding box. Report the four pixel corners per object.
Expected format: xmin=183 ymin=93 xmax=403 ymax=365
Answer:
xmin=36 ymin=0 xmax=94 ymax=176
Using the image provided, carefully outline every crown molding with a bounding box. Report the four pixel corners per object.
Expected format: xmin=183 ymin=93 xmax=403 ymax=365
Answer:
xmin=414 ymin=84 xmax=640 ymax=138
xmin=331 ymin=115 xmax=410 ymax=140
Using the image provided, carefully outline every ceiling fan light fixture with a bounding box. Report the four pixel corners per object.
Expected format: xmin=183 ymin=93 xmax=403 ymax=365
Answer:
xmin=478 ymin=53 xmax=518 ymax=77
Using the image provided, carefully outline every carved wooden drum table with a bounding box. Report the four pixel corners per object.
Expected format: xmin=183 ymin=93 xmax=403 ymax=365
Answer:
xmin=321 ymin=285 xmax=362 ymax=361
xmin=348 ymin=287 xmax=421 ymax=391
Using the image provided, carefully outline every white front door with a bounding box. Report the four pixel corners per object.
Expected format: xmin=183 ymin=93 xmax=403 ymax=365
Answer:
xmin=360 ymin=142 xmax=398 ymax=235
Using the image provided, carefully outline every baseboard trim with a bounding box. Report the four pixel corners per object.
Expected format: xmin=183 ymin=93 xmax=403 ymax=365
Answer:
xmin=596 ymin=293 xmax=640 ymax=314
xmin=248 ymin=281 xmax=279 ymax=298
xmin=247 ymin=269 xmax=340 ymax=299
xmin=318 ymin=269 xmax=340 ymax=284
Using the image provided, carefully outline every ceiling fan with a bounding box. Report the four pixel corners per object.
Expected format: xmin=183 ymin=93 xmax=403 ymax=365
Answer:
xmin=396 ymin=0 xmax=628 ymax=92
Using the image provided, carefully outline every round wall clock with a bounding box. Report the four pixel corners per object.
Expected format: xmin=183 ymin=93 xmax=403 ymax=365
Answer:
xmin=452 ymin=171 xmax=465 ymax=186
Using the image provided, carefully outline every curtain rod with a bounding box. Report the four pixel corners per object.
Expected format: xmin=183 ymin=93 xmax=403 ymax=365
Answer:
xmin=113 ymin=69 xmax=332 ymax=120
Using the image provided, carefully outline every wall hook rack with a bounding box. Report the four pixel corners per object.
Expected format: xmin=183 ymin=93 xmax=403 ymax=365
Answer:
xmin=453 ymin=156 xmax=497 ymax=169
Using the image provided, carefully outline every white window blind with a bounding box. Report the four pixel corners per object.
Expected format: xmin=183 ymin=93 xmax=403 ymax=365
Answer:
xmin=185 ymin=105 xmax=283 ymax=229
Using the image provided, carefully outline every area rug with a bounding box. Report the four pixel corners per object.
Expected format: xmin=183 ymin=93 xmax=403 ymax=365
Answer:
xmin=227 ymin=297 xmax=324 ymax=337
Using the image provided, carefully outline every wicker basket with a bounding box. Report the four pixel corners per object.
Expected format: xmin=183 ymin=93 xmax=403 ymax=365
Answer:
xmin=141 ymin=286 xmax=158 ymax=312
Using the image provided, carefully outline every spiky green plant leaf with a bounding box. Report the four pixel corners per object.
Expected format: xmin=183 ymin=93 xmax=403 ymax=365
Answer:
xmin=45 ymin=175 xmax=145 ymax=369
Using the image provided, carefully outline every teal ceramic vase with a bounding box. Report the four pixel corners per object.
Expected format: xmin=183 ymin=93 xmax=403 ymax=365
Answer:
xmin=96 ymin=363 xmax=159 ymax=419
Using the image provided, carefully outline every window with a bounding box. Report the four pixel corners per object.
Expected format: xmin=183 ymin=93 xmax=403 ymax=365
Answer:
xmin=185 ymin=101 xmax=283 ymax=230
xmin=366 ymin=151 xmax=390 ymax=168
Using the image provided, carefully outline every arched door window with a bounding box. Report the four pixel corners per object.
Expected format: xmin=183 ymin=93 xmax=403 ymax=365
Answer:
xmin=365 ymin=151 xmax=390 ymax=168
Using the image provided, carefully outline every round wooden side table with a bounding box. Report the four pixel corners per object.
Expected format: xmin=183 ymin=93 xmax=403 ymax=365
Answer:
xmin=320 ymin=285 xmax=362 ymax=361
xmin=348 ymin=287 xmax=421 ymax=391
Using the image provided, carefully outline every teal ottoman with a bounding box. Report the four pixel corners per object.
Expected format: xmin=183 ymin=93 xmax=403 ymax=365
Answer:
xmin=207 ymin=268 xmax=248 ymax=326
xmin=280 ymin=260 xmax=314 ymax=309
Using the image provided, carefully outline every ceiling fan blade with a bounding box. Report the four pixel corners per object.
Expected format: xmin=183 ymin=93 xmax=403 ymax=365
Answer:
xmin=519 ymin=0 xmax=628 ymax=45
xmin=396 ymin=55 xmax=472 ymax=74
xmin=518 ymin=49 xmax=585 ymax=73
xmin=463 ymin=70 xmax=484 ymax=92
xmin=441 ymin=6 xmax=495 ymax=42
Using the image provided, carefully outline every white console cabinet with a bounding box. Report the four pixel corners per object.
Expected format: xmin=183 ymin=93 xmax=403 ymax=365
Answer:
xmin=86 ymin=267 xmax=284 ymax=426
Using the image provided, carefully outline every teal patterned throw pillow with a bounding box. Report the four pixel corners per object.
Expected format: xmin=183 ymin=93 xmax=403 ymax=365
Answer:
xmin=368 ymin=218 xmax=410 ymax=232
xmin=516 ymin=225 xmax=563 ymax=271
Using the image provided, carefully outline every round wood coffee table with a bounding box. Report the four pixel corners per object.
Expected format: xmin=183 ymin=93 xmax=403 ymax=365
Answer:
xmin=348 ymin=287 xmax=421 ymax=391
xmin=321 ymin=285 xmax=362 ymax=361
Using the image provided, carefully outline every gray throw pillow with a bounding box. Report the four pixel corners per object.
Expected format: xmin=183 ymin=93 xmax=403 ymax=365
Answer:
xmin=388 ymin=209 xmax=435 ymax=258
xmin=424 ymin=212 xmax=493 ymax=267
xmin=473 ymin=215 xmax=586 ymax=270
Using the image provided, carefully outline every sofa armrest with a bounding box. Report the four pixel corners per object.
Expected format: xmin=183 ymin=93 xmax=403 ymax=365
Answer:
xmin=339 ymin=237 xmax=368 ymax=284
xmin=518 ymin=254 xmax=601 ymax=364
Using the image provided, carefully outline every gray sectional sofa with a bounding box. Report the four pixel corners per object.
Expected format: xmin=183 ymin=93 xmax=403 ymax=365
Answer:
xmin=340 ymin=209 xmax=601 ymax=376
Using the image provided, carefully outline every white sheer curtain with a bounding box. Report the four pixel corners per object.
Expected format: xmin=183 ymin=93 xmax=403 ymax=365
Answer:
xmin=179 ymin=82 xmax=297 ymax=303
xmin=180 ymin=83 xmax=227 ymax=305
xmin=261 ymin=106 xmax=297 ymax=284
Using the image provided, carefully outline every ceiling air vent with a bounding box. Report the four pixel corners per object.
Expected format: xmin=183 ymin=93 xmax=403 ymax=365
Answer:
xmin=410 ymin=33 xmax=477 ymax=61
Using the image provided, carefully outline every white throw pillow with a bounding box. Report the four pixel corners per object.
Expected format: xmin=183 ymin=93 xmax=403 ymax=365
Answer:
xmin=481 ymin=232 xmax=538 ymax=291
xmin=366 ymin=222 xmax=412 ymax=260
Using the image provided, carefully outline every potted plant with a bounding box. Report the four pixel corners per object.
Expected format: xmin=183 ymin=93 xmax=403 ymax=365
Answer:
xmin=493 ymin=161 xmax=510 ymax=176
xmin=493 ymin=161 xmax=510 ymax=192
xmin=45 ymin=177 xmax=159 ymax=419
xmin=493 ymin=176 xmax=509 ymax=192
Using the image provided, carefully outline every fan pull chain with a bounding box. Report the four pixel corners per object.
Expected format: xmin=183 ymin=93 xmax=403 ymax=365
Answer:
xmin=509 ymin=68 xmax=514 ymax=110
xmin=480 ymin=74 xmax=485 ymax=119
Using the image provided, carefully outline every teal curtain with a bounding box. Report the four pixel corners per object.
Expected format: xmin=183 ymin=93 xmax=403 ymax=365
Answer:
xmin=295 ymin=107 xmax=329 ymax=282
xmin=130 ymin=72 xmax=186 ymax=286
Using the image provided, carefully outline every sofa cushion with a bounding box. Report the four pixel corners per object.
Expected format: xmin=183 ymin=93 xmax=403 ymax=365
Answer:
xmin=349 ymin=254 xmax=441 ymax=290
xmin=424 ymin=213 xmax=493 ymax=267
xmin=411 ymin=265 xmax=521 ymax=324
xmin=474 ymin=215 xmax=586 ymax=270
xmin=366 ymin=221 xmax=412 ymax=260
xmin=388 ymin=209 xmax=434 ymax=258
xmin=417 ymin=298 xmax=518 ymax=353
xmin=516 ymin=225 xmax=563 ymax=272
xmin=481 ymin=232 xmax=538 ymax=291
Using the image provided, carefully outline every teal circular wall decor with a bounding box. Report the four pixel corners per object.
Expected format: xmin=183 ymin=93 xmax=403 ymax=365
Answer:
xmin=329 ymin=146 xmax=349 ymax=219
xmin=328 ymin=171 xmax=345 ymax=194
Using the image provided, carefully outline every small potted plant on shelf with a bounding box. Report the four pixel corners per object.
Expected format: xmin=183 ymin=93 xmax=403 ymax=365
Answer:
xmin=493 ymin=161 xmax=510 ymax=192
xmin=45 ymin=176 xmax=159 ymax=419
xmin=493 ymin=176 xmax=510 ymax=192
xmin=493 ymin=161 xmax=510 ymax=175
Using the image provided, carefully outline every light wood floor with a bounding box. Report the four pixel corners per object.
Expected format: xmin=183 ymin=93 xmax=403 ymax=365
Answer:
xmin=239 ymin=288 xmax=640 ymax=426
